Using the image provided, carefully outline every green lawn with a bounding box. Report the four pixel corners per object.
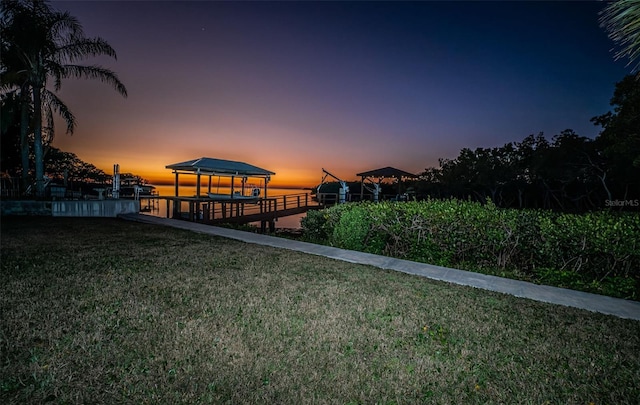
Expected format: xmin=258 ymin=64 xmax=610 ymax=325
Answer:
xmin=1 ymin=217 xmax=639 ymax=404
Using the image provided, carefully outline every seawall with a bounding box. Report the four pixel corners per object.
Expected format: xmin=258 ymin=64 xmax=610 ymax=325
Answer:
xmin=1 ymin=200 xmax=139 ymax=217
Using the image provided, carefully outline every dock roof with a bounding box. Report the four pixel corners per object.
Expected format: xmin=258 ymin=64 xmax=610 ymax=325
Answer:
xmin=356 ymin=166 xmax=417 ymax=179
xmin=166 ymin=157 xmax=275 ymax=177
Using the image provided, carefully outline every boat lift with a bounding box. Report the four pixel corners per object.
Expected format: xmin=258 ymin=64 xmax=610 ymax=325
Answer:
xmin=319 ymin=168 xmax=349 ymax=204
xmin=361 ymin=176 xmax=381 ymax=202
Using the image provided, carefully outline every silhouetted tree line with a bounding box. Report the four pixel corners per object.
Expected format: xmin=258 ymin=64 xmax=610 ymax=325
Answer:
xmin=412 ymin=75 xmax=640 ymax=212
xmin=1 ymin=92 xmax=113 ymax=190
xmin=43 ymin=147 xmax=110 ymax=184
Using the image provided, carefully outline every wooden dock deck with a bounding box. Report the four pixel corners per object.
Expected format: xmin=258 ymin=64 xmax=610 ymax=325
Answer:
xmin=141 ymin=192 xmax=322 ymax=232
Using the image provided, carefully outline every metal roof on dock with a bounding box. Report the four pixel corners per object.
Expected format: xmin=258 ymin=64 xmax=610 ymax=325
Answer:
xmin=356 ymin=166 xmax=417 ymax=179
xmin=166 ymin=157 xmax=275 ymax=176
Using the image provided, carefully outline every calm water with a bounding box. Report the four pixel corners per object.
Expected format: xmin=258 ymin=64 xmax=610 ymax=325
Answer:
xmin=143 ymin=185 xmax=310 ymax=229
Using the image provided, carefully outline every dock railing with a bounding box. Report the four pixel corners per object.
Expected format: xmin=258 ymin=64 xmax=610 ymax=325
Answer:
xmin=157 ymin=192 xmax=320 ymax=230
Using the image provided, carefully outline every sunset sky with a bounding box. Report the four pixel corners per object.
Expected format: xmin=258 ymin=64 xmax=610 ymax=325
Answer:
xmin=50 ymin=1 xmax=629 ymax=188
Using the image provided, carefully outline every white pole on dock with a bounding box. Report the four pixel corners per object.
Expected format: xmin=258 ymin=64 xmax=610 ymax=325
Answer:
xmin=113 ymin=164 xmax=120 ymax=199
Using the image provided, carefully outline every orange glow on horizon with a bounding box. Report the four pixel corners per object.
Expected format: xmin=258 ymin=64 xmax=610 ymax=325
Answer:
xmin=57 ymin=144 xmax=426 ymax=191
xmin=54 ymin=122 xmax=427 ymax=191
xmin=73 ymin=148 xmax=370 ymax=190
xmin=90 ymin=160 xmax=323 ymax=189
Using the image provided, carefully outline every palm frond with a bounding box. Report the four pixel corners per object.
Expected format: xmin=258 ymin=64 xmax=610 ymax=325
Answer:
xmin=600 ymin=0 xmax=640 ymax=72
xmin=62 ymin=64 xmax=128 ymax=97
xmin=43 ymin=59 xmax=65 ymax=91
xmin=57 ymin=37 xmax=118 ymax=62
xmin=0 ymin=70 xmax=27 ymax=91
xmin=42 ymin=90 xmax=76 ymax=135
xmin=49 ymin=10 xmax=83 ymax=40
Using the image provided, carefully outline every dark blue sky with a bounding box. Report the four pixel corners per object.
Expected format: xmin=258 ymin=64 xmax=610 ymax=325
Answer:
xmin=53 ymin=1 xmax=629 ymax=186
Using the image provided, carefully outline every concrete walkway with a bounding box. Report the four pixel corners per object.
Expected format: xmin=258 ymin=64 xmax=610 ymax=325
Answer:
xmin=120 ymin=214 xmax=640 ymax=321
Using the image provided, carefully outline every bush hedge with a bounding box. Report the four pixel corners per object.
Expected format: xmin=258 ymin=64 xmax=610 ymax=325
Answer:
xmin=301 ymin=199 xmax=640 ymax=300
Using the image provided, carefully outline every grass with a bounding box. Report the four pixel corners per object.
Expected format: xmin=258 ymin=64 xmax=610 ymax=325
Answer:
xmin=1 ymin=217 xmax=639 ymax=404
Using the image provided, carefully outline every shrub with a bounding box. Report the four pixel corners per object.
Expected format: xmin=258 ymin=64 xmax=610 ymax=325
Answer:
xmin=301 ymin=203 xmax=357 ymax=243
xmin=332 ymin=203 xmax=385 ymax=253
xmin=301 ymin=199 xmax=640 ymax=299
xmin=539 ymin=211 xmax=640 ymax=279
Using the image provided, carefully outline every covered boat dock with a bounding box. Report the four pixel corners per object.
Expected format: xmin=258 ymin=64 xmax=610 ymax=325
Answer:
xmin=166 ymin=157 xmax=275 ymax=199
xmin=356 ymin=166 xmax=418 ymax=201
xmin=163 ymin=157 xmax=317 ymax=231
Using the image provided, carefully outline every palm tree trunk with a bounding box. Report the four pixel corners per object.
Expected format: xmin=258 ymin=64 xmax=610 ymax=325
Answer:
xmin=33 ymin=84 xmax=44 ymax=198
xmin=19 ymin=88 xmax=31 ymax=193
